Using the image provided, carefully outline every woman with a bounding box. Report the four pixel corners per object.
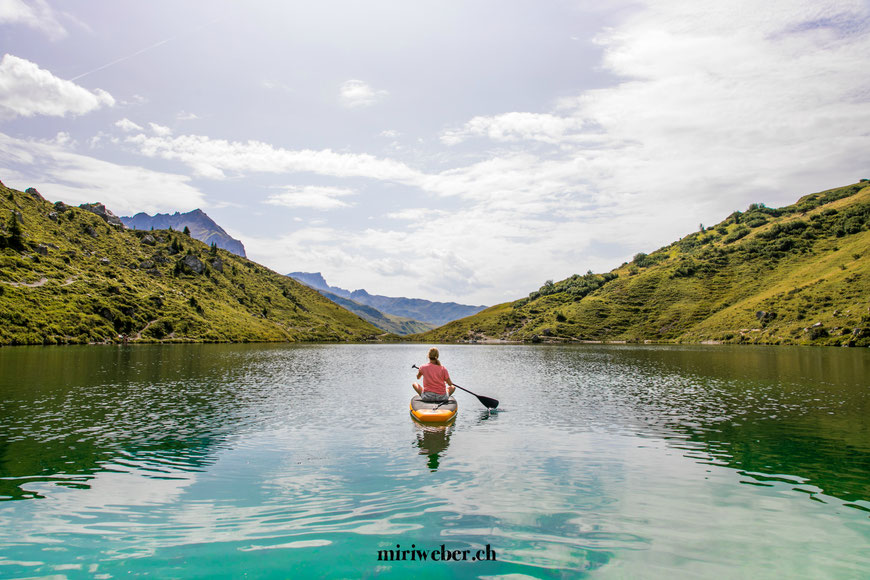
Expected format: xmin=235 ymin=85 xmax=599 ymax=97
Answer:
xmin=413 ymin=347 xmax=455 ymax=403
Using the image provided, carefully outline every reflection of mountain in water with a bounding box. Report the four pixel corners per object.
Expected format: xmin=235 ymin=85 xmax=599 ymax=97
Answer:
xmin=413 ymin=423 xmax=453 ymax=471
xmin=639 ymin=348 xmax=870 ymax=506
xmin=545 ymin=345 xmax=870 ymax=507
xmin=0 ymin=346 xmax=242 ymax=501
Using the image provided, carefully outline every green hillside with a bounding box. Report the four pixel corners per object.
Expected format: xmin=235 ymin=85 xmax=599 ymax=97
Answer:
xmin=0 ymin=181 xmax=382 ymax=345
xmin=420 ymin=182 xmax=870 ymax=347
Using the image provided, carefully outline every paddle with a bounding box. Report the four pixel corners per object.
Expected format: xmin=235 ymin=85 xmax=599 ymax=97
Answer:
xmin=412 ymin=364 xmax=499 ymax=409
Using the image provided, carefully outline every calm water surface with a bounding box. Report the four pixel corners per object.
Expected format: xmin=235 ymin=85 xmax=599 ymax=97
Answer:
xmin=0 ymin=343 xmax=868 ymax=578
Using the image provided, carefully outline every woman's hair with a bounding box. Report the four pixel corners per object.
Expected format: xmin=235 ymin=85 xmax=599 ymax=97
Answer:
xmin=428 ymin=347 xmax=441 ymax=365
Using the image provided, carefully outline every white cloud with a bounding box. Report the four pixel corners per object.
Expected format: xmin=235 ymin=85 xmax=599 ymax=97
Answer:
xmin=265 ymin=185 xmax=356 ymax=210
xmin=384 ymin=207 xmax=437 ymax=221
xmin=52 ymin=131 xmax=71 ymax=146
xmin=125 ymin=132 xmax=424 ymax=182
xmin=0 ymin=131 xmax=207 ymax=214
xmin=122 ymin=94 xmax=148 ymax=106
xmin=0 ymin=0 xmax=67 ymax=40
xmin=441 ymin=112 xmax=586 ymax=145
xmin=339 ymin=79 xmax=387 ymax=108
xmin=379 ymin=129 xmax=400 ymax=138
xmin=0 ymin=54 xmax=114 ymax=118
xmin=120 ymin=129 xmax=585 ymax=215
xmin=149 ymin=122 xmax=172 ymax=136
xmin=115 ymin=118 xmax=143 ymax=132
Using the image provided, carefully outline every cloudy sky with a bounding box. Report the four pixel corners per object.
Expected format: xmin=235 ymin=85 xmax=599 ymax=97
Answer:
xmin=1 ymin=1 xmax=868 ymax=305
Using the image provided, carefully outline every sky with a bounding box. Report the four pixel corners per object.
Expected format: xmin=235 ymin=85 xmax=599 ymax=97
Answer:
xmin=0 ymin=0 xmax=868 ymax=305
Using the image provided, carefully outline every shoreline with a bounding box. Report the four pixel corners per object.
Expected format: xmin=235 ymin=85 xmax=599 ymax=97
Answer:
xmin=1 ymin=336 xmax=866 ymax=348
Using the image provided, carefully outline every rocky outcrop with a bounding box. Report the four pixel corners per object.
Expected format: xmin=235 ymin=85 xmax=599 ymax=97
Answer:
xmin=181 ymin=254 xmax=205 ymax=274
xmin=25 ymin=187 xmax=45 ymax=202
xmin=79 ymin=203 xmax=124 ymax=228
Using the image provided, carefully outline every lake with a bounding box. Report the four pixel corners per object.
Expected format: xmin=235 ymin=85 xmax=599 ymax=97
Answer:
xmin=0 ymin=343 xmax=868 ymax=578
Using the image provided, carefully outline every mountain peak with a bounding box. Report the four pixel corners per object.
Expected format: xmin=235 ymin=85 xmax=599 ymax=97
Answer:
xmin=119 ymin=209 xmax=246 ymax=257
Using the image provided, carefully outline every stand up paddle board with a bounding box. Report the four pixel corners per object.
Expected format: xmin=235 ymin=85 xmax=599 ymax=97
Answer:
xmin=410 ymin=395 xmax=458 ymax=423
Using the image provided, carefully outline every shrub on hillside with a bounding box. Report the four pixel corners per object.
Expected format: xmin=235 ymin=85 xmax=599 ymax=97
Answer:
xmin=723 ymin=226 xmax=750 ymax=244
xmin=633 ymin=253 xmax=654 ymax=267
xmin=844 ymin=216 xmax=864 ymax=234
xmin=143 ymin=319 xmax=174 ymax=339
xmin=745 ymin=216 xmax=768 ymax=228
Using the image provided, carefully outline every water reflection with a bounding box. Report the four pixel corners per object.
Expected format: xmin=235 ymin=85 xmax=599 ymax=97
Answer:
xmin=0 ymin=343 xmax=336 ymax=501
xmin=516 ymin=344 xmax=870 ymax=506
xmin=0 ymin=343 xmax=868 ymax=578
xmin=412 ymin=422 xmax=453 ymax=471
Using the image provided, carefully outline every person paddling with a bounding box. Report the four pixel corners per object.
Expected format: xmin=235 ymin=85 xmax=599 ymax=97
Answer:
xmin=413 ymin=347 xmax=455 ymax=403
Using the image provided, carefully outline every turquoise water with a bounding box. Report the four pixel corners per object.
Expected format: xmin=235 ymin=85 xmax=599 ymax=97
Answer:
xmin=0 ymin=343 xmax=868 ymax=578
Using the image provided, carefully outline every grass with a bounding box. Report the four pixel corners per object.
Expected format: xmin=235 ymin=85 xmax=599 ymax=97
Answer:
xmin=0 ymin=182 xmax=383 ymax=345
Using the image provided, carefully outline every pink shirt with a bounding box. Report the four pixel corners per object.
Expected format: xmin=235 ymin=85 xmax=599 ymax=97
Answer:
xmin=419 ymin=362 xmax=451 ymax=395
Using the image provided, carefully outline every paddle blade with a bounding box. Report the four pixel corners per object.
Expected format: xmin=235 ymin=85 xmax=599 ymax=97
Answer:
xmin=478 ymin=395 xmax=499 ymax=409
xmin=452 ymin=383 xmax=499 ymax=409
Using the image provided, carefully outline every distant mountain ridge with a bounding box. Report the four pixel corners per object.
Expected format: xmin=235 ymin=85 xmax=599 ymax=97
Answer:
xmin=288 ymin=272 xmax=487 ymax=327
xmin=318 ymin=290 xmax=434 ymax=335
xmin=120 ymin=209 xmax=246 ymax=258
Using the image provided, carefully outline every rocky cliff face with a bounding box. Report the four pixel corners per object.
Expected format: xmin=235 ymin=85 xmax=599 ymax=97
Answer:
xmin=120 ymin=209 xmax=246 ymax=257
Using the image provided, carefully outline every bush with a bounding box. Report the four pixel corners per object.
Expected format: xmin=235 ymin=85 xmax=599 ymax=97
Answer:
xmin=670 ymin=259 xmax=696 ymax=278
xmin=723 ymin=226 xmax=750 ymax=244
xmin=844 ymin=217 xmax=863 ymax=234
xmin=144 ymin=319 xmax=174 ymax=339
xmin=633 ymin=252 xmax=654 ymax=267
xmin=808 ymin=326 xmax=828 ymax=340
xmin=758 ymin=220 xmax=807 ymax=240
xmin=745 ymin=217 xmax=768 ymax=228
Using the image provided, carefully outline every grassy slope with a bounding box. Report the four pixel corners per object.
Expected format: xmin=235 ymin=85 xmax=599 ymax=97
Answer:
xmin=420 ymin=182 xmax=870 ymax=347
xmin=0 ymin=182 xmax=382 ymax=345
